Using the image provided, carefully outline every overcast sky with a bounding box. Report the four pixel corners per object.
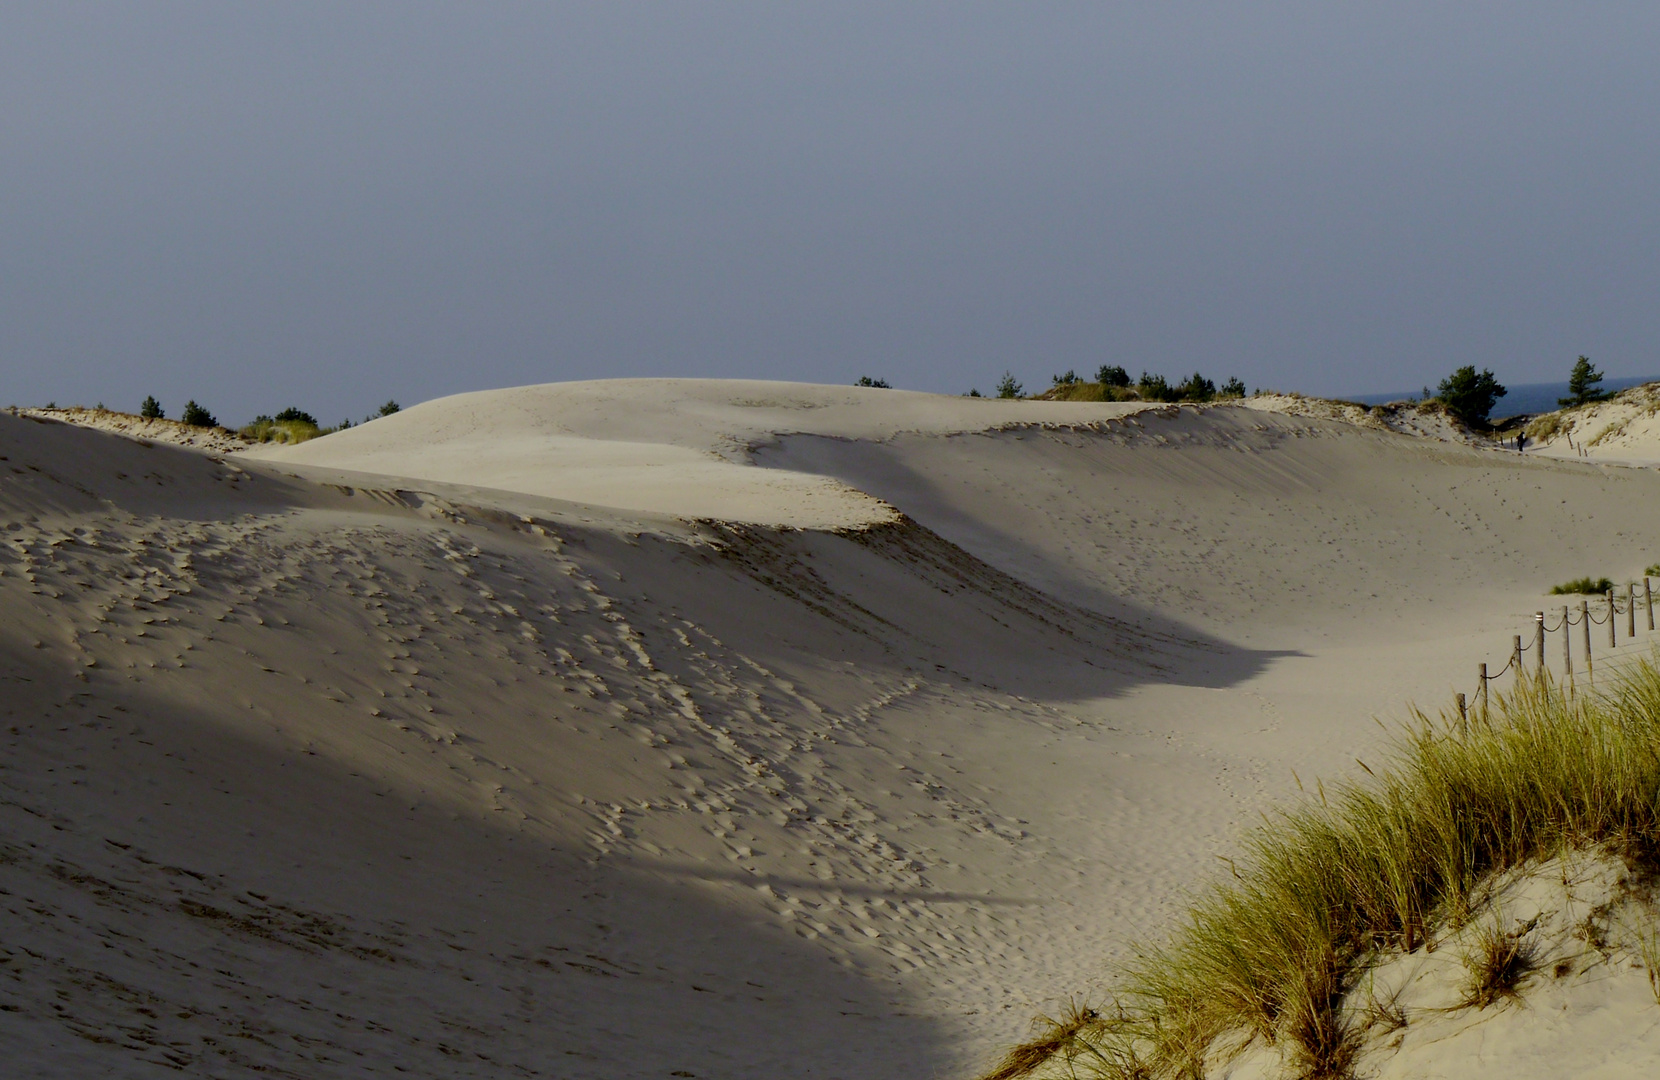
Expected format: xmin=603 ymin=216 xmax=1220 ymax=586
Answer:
xmin=4 ymin=3 xmax=1659 ymax=423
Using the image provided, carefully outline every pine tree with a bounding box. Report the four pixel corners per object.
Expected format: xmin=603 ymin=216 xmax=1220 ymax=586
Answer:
xmin=1558 ymin=356 xmax=1611 ymax=407
xmin=180 ymin=401 xmax=218 ymax=428
xmin=140 ymin=396 xmax=164 ymax=420
xmin=995 ymin=371 xmax=1023 ymax=399
xmin=1437 ymin=366 xmax=1506 ymax=426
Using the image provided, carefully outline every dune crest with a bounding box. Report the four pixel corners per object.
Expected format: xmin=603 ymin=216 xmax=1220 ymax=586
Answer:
xmin=10 ymin=381 xmax=1660 ymax=1075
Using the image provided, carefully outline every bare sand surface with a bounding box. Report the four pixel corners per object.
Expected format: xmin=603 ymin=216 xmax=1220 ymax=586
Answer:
xmin=7 ymin=382 xmax=1660 ymax=1077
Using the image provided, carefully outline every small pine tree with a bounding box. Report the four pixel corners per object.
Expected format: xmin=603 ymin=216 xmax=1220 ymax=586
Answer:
xmin=966 ymin=388 xmax=982 ymax=397
xmin=1097 ymin=365 xmax=1130 ymax=388
xmin=1558 ymin=356 xmax=1611 ymax=408
xmin=855 ymin=376 xmax=891 ymax=388
xmin=180 ymin=400 xmax=218 ymax=428
xmin=378 ymin=400 xmax=401 ymax=417
xmin=1138 ymin=372 xmax=1176 ymax=402
xmin=140 ymin=396 xmax=163 ymax=419
xmin=274 ymin=407 xmax=318 ymax=425
xmin=1220 ymin=376 xmax=1247 ymax=398
xmin=1175 ymin=372 xmax=1216 ymax=402
xmin=1051 ymin=370 xmax=1078 ymax=386
xmin=995 ymin=371 xmax=1023 ymax=399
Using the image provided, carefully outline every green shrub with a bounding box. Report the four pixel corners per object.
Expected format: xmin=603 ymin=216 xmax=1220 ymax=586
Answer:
xmin=140 ymin=396 xmax=163 ymax=419
xmin=1550 ymin=577 xmax=1615 ymax=595
xmin=978 ymin=660 xmax=1660 ymax=1080
xmin=377 ymin=399 xmax=401 ymax=417
xmin=855 ymin=376 xmax=891 ymax=388
xmin=996 ymin=372 xmax=1024 ymax=399
xmin=1097 ymin=365 xmax=1131 ymax=388
xmin=180 ymin=400 xmax=218 ymax=428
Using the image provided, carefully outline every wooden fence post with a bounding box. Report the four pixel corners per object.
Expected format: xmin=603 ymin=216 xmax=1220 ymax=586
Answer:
xmin=1457 ymin=692 xmax=1467 ymax=735
xmin=1607 ymin=589 xmax=1617 ymax=649
xmin=1564 ymin=604 xmax=1572 ymax=680
xmin=1535 ymin=611 xmax=1545 ymax=677
xmin=1583 ymin=600 xmax=1593 ymax=680
xmin=1647 ymin=576 xmax=1655 ymax=632
xmin=1630 ymin=582 xmax=1638 ymax=639
xmin=1479 ymin=663 xmax=1488 ymax=719
xmin=1513 ymin=635 xmax=1523 ymax=688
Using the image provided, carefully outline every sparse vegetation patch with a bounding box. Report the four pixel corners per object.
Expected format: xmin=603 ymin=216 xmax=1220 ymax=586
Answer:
xmin=979 ymin=660 xmax=1660 ymax=1079
xmin=1550 ymin=577 xmax=1615 ymax=596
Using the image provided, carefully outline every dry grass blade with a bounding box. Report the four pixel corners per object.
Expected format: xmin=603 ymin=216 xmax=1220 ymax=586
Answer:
xmin=973 ymin=1001 xmax=1105 ymax=1080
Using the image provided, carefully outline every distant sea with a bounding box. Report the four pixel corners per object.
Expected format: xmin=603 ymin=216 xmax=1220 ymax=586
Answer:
xmin=1348 ymin=376 xmax=1659 ymax=421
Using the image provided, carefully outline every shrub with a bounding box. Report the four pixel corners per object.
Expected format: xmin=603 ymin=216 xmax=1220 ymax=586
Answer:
xmin=996 ymin=372 xmax=1024 ymax=399
xmin=1220 ymin=376 xmax=1247 ymax=398
xmin=1097 ymin=365 xmax=1131 ymax=388
xmin=140 ymin=396 xmax=163 ymax=419
xmin=377 ymin=399 xmax=401 ymax=417
xmin=1550 ymin=577 xmax=1614 ymax=595
xmin=1051 ymin=370 xmax=1079 ymax=387
xmin=274 ymin=406 xmax=318 ymax=425
xmin=1437 ymin=366 xmax=1507 ymax=427
xmin=976 ymin=661 xmax=1660 ymax=1080
xmin=179 ymin=400 xmax=218 ymax=428
xmin=855 ymin=376 xmax=891 ymax=388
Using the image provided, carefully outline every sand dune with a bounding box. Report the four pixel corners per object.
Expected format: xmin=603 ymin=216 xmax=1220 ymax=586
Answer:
xmin=246 ymin=379 xmax=1151 ymax=527
xmin=1524 ymin=381 xmax=1660 ymax=466
xmin=8 ymin=383 xmax=1660 ymax=1077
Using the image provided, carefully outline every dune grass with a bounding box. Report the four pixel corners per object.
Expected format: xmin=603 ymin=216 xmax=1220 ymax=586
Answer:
xmin=980 ymin=657 xmax=1660 ymax=1079
xmin=238 ymin=417 xmax=322 ymax=444
xmin=1550 ymin=576 xmax=1615 ymax=595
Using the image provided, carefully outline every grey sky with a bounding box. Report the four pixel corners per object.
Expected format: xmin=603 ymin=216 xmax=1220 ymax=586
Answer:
xmin=4 ymin=3 xmax=1659 ymax=423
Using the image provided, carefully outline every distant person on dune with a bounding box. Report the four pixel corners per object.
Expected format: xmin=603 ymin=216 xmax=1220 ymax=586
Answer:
xmin=1517 ymin=433 xmax=1526 ymax=453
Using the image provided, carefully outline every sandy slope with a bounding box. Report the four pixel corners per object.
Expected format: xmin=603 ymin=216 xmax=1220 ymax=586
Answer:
xmin=1525 ymin=382 xmax=1660 ymax=467
xmin=8 ymin=383 xmax=1660 ymax=1077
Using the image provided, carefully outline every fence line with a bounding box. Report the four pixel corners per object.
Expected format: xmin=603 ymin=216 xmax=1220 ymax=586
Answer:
xmin=1467 ymin=577 xmax=1660 ymax=722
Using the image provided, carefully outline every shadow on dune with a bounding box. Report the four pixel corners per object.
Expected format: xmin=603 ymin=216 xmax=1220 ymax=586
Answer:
xmin=655 ymin=514 xmax=1297 ymax=705
xmin=0 ymin=649 xmax=957 ymax=1080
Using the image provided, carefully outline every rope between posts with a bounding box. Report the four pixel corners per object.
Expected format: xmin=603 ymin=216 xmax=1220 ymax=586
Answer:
xmin=1470 ymin=578 xmax=1660 ymax=698
xmin=1479 ymin=654 xmax=1517 ymax=684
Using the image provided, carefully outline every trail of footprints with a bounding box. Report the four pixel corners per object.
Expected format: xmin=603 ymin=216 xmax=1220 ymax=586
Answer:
xmin=1 ymin=496 xmax=1035 ymax=983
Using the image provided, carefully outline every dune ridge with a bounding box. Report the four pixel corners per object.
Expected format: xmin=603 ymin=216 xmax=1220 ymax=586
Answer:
xmin=8 ymin=380 xmax=1660 ymax=1076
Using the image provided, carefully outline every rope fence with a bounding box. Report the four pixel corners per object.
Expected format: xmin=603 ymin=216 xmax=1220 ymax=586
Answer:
xmin=1457 ymin=577 xmax=1660 ymax=732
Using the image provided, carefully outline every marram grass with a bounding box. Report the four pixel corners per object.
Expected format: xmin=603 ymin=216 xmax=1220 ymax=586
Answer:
xmin=981 ymin=655 xmax=1660 ymax=1080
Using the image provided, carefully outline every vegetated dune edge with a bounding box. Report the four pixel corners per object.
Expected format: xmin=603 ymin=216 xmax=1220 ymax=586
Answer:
xmin=9 ymin=380 xmax=1660 ymax=1077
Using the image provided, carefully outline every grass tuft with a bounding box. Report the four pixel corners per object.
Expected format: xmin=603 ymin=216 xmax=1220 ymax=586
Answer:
xmin=983 ymin=657 xmax=1660 ymax=1079
xmin=1550 ymin=576 xmax=1614 ymax=595
xmin=1458 ymin=916 xmax=1537 ymax=1008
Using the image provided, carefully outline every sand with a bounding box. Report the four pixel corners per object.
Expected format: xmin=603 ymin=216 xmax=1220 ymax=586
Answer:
xmin=8 ymin=383 xmax=1660 ymax=1077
